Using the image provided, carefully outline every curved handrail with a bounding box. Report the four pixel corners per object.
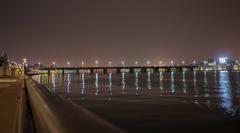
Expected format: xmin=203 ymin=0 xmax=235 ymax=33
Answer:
xmin=25 ymin=77 xmax=125 ymax=133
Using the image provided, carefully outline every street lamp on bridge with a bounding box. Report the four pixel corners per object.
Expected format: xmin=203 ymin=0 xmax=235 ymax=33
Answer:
xmin=81 ymin=61 xmax=84 ymax=67
xmin=22 ymin=58 xmax=27 ymax=74
xmin=52 ymin=61 xmax=56 ymax=67
xmin=159 ymin=61 xmax=162 ymax=66
xmin=67 ymin=61 xmax=70 ymax=67
xmin=193 ymin=61 xmax=196 ymax=65
xmin=95 ymin=60 xmax=99 ymax=67
xmin=108 ymin=61 xmax=112 ymax=67
xmin=147 ymin=61 xmax=151 ymax=66
xmin=135 ymin=61 xmax=138 ymax=66
xmin=121 ymin=61 xmax=125 ymax=67
xmin=38 ymin=62 xmax=41 ymax=68
xmin=182 ymin=61 xmax=185 ymax=65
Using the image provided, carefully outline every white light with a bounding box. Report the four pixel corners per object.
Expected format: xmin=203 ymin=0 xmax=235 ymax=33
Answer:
xmin=182 ymin=61 xmax=185 ymax=64
xmin=95 ymin=60 xmax=98 ymax=67
xmin=219 ymin=57 xmax=228 ymax=64
xmin=67 ymin=61 xmax=70 ymax=67
xmin=23 ymin=58 xmax=27 ymax=64
xmin=81 ymin=61 xmax=84 ymax=67
xmin=171 ymin=61 xmax=174 ymax=65
xmin=147 ymin=61 xmax=151 ymax=66
xmin=121 ymin=61 xmax=125 ymax=67
xmin=159 ymin=61 xmax=162 ymax=65
xmin=109 ymin=61 xmax=112 ymax=66
xmin=193 ymin=61 xmax=196 ymax=64
xmin=204 ymin=60 xmax=207 ymax=64
xmin=135 ymin=61 xmax=138 ymax=66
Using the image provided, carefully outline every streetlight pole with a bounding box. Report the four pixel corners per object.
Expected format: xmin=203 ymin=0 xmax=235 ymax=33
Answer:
xmin=147 ymin=61 xmax=151 ymax=66
xmin=95 ymin=60 xmax=98 ymax=67
xmin=52 ymin=61 xmax=56 ymax=67
xmin=159 ymin=61 xmax=162 ymax=66
xmin=81 ymin=61 xmax=84 ymax=67
xmin=38 ymin=62 xmax=41 ymax=68
xmin=23 ymin=58 xmax=27 ymax=75
xmin=108 ymin=61 xmax=112 ymax=67
xmin=121 ymin=61 xmax=125 ymax=67
xmin=182 ymin=61 xmax=185 ymax=66
xmin=67 ymin=61 xmax=70 ymax=67
xmin=135 ymin=61 xmax=138 ymax=66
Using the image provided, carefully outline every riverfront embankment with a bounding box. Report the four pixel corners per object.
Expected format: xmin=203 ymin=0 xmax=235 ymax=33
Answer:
xmin=0 ymin=77 xmax=25 ymax=133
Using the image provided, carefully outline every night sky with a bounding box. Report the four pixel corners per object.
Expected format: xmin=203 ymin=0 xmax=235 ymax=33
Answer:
xmin=1 ymin=0 xmax=240 ymax=66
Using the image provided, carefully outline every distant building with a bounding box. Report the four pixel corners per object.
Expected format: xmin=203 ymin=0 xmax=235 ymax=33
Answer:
xmin=0 ymin=51 xmax=10 ymax=76
xmin=207 ymin=59 xmax=216 ymax=66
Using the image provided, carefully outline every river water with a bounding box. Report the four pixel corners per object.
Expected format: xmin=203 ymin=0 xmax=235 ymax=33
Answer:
xmin=32 ymin=71 xmax=240 ymax=133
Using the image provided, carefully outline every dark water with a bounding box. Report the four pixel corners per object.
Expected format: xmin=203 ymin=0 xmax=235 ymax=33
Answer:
xmin=33 ymin=71 xmax=240 ymax=133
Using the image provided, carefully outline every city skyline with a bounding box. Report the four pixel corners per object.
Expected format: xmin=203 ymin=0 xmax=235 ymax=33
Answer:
xmin=1 ymin=0 xmax=240 ymax=66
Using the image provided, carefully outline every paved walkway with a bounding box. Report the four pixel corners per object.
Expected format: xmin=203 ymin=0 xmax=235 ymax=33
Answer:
xmin=0 ymin=77 xmax=24 ymax=133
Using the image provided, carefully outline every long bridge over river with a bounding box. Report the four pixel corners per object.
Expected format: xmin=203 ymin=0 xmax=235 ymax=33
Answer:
xmin=31 ymin=65 xmax=199 ymax=75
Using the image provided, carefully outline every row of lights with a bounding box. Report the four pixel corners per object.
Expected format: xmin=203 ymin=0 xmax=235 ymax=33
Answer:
xmin=23 ymin=58 xmax=198 ymax=67
xmin=44 ymin=60 xmax=197 ymax=67
xmin=23 ymin=57 xmax=240 ymax=68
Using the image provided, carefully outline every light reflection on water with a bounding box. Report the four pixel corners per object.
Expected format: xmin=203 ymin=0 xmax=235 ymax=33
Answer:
xmin=95 ymin=73 xmax=99 ymax=95
xmin=170 ymin=72 xmax=175 ymax=93
xmin=33 ymin=71 xmax=240 ymax=116
xmin=218 ymin=71 xmax=233 ymax=114
xmin=81 ymin=73 xmax=85 ymax=95
xmin=109 ymin=73 xmax=112 ymax=97
xmin=121 ymin=72 xmax=126 ymax=95
xmin=147 ymin=72 xmax=151 ymax=90
xmin=67 ymin=74 xmax=70 ymax=95
xmin=135 ymin=72 xmax=139 ymax=95
xmin=182 ymin=72 xmax=187 ymax=94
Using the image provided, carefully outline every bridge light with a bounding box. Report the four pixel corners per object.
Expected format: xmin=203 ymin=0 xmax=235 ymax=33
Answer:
xmin=38 ymin=62 xmax=41 ymax=67
xmin=135 ymin=61 xmax=138 ymax=66
xmin=147 ymin=61 xmax=151 ymax=66
xmin=108 ymin=61 xmax=112 ymax=67
xmin=95 ymin=60 xmax=98 ymax=67
xmin=193 ymin=61 xmax=196 ymax=64
xmin=81 ymin=61 xmax=84 ymax=67
xmin=52 ymin=61 xmax=56 ymax=67
xmin=121 ymin=61 xmax=125 ymax=67
xmin=171 ymin=61 xmax=174 ymax=66
xmin=159 ymin=61 xmax=162 ymax=66
xmin=182 ymin=61 xmax=185 ymax=65
xmin=67 ymin=61 xmax=70 ymax=67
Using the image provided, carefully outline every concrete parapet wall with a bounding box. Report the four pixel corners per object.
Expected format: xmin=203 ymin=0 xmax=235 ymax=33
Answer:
xmin=25 ymin=77 xmax=125 ymax=133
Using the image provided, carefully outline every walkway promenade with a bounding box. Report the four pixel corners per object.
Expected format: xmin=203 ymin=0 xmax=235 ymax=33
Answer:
xmin=0 ymin=77 xmax=24 ymax=133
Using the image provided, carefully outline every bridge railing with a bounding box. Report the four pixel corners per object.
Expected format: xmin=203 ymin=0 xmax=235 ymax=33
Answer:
xmin=25 ymin=77 xmax=125 ymax=133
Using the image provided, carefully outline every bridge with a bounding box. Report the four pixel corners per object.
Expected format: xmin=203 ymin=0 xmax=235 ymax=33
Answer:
xmin=31 ymin=65 xmax=199 ymax=75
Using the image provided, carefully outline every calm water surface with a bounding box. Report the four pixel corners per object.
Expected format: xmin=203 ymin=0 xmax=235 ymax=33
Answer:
xmin=33 ymin=71 xmax=240 ymax=133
